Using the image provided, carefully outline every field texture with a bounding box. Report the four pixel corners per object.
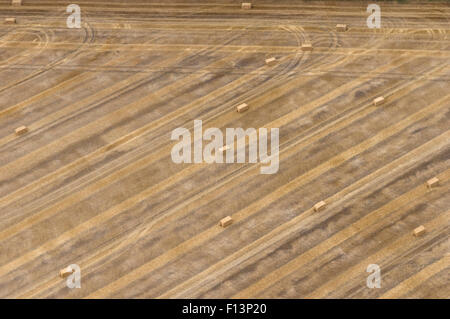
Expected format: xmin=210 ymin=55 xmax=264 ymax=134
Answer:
xmin=0 ymin=0 xmax=448 ymax=298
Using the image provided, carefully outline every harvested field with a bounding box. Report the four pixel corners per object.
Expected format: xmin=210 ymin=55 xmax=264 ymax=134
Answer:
xmin=0 ymin=0 xmax=448 ymax=299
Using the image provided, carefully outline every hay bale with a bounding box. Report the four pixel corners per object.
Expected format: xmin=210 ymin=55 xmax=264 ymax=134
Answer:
xmin=265 ymin=57 xmax=277 ymax=66
xmin=301 ymin=43 xmax=313 ymax=51
xmin=59 ymin=266 xmax=74 ymax=279
xmin=413 ymin=225 xmax=426 ymax=237
xmin=237 ymin=103 xmax=249 ymax=113
xmin=241 ymin=3 xmax=252 ymax=9
xmin=336 ymin=24 xmax=348 ymax=32
xmin=426 ymin=177 xmax=439 ymax=189
xmin=12 ymin=0 xmax=22 ymax=6
xmin=313 ymin=201 xmax=327 ymax=212
xmin=5 ymin=18 xmax=16 ymax=24
xmin=373 ymin=96 xmax=385 ymax=106
xmin=220 ymin=216 xmax=233 ymax=228
xmin=15 ymin=126 xmax=28 ymax=135
xmin=219 ymin=145 xmax=230 ymax=153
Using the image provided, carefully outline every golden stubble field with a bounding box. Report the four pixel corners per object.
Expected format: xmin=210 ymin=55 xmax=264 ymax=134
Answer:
xmin=0 ymin=0 xmax=448 ymax=298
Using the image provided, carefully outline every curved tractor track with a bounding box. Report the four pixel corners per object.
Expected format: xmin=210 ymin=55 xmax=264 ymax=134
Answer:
xmin=0 ymin=1 xmax=448 ymax=299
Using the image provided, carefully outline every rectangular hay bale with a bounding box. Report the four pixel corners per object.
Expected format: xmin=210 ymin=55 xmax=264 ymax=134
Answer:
xmin=219 ymin=145 xmax=231 ymax=153
xmin=336 ymin=24 xmax=348 ymax=32
xmin=5 ymin=17 xmax=16 ymax=24
xmin=12 ymin=0 xmax=22 ymax=6
xmin=15 ymin=126 xmax=28 ymax=135
xmin=241 ymin=2 xmax=252 ymax=9
xmin=313 ymin=201 xmax=327 ymax=212
xmin=301 ymin=43 xmax=313 ymax=51
xmin=426 ymin=177 xmax=439 ymax=189
xmin=413 ymin=225 xmax=426 ymax=237
xmin=373 ymin=96 xmax=385 ymax=106
xmin=59 ymin=266 xmax=74 ymax=279
xmin=265 ymin=57 xmax=276 ymax=66
xmin=220 ymin=216 xmax=233 ymax=228
xmin=237 ymin=103 xmax=249 ymax=113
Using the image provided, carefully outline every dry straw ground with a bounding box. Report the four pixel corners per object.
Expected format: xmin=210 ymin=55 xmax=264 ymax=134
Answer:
xmin=0 ymin=0 xmax=448 ymax=298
